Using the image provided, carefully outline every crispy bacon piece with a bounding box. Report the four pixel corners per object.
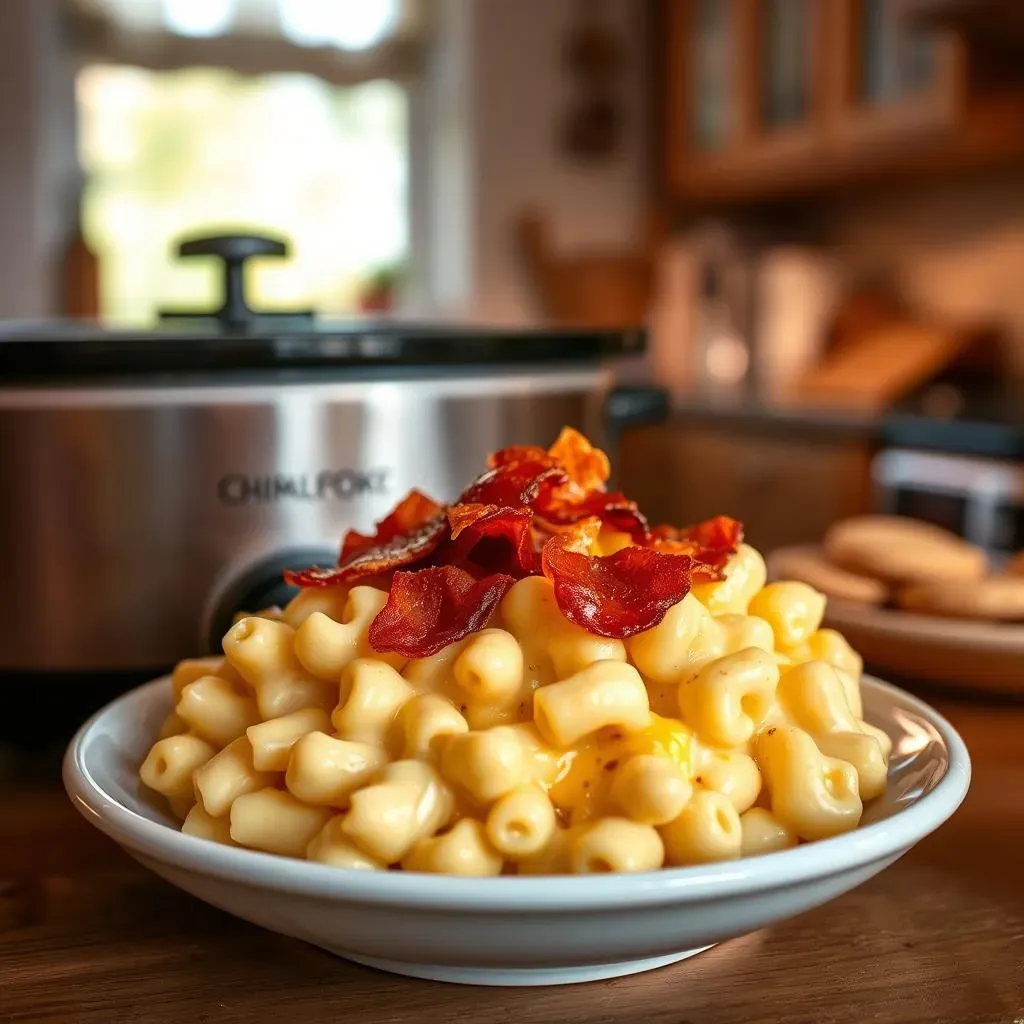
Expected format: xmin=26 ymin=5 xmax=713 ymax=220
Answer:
xmin=547 ymin=426 xmax=610 ymax=494
xmin=459 ymin=452 xmax=567 ymax=508
xmin=285 ymin=516 xmax=447 ymax=588
xmin=533 ymin=428 xmax=645 ymax=538
xmin=592 ymin=493 xmax=649 ymax=540
xmin=547 ymin=516 xmax=603 ymax=553
xmin=682 ymin=514 xmax=743 ymax=553
xmin=487 ymin=444 xmax=548 ymax=470
xmin=285 ymin=431 xmax=744 ymax=663
xmin=368 ymin=566 xmax=515 ymax=658
xmin=541 ymin=534 xmax=694 ymax=638
xmin=648 ymin=515 xmax=743 ymax=579
xmin=483 ymin=432 xmax=616 ymax=536
xmin=445 ymin=503 xmax=537 ymax=575
xmin=488 ymin=428 xmax=610 ymax=487
xmin=538 ymin=490 xmax=648 ymax=542
xmin=339 ymin=490 xmax=444 ymax=563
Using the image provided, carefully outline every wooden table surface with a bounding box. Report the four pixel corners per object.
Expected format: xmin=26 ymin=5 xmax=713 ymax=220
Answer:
xmin=2 ymin=687 xmax=1022 ymax=1024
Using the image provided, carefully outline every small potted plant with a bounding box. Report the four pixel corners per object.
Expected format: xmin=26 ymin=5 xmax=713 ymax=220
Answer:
xmin=357 ymin=261 xmax=404 ymax=314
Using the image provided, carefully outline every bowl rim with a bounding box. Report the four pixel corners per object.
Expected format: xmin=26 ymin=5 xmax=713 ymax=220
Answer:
xmin=63 ymin=674 xmax=971 ymax=913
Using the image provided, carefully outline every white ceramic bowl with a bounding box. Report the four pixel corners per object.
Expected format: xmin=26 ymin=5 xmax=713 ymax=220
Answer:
xmin=64 ymin=675 xmax=970 ymax=987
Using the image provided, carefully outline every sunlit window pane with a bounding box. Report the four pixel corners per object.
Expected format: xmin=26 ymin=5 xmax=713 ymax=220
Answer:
xmin=81 ymin=0 xmax=406 ymax=50
xmin=276 ymin=0 xmax=400 ymax=51
xmin=162 ymin=0 xmax=237 ymax=37
xmin=77 ymin=65 xmax=408 ymax=324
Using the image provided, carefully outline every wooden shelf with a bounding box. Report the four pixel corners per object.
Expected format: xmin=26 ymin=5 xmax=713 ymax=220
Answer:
xmin=674 ymin=92 xmax=1024 ymax=206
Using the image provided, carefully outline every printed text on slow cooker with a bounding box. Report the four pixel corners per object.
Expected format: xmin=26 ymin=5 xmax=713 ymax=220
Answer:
xmin=217 ymin=470 xmax=390 ymax=506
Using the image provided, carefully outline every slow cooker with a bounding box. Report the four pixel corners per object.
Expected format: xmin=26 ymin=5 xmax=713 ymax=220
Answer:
xmin=0 ymin=233 xmax=665 ymax=740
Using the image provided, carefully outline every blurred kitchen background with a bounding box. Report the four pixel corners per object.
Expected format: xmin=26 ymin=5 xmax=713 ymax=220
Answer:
xmin=3 ymin=0 xmax=1024 ymax=555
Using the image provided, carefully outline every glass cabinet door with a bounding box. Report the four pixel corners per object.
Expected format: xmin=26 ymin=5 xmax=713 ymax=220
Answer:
xmin=857 ymin=0 xmax=938 ymax=105
xmin=760 ymin=0 xmax=812 ymax=130
xmin=689 ymin=0 xmax=735 ymax=150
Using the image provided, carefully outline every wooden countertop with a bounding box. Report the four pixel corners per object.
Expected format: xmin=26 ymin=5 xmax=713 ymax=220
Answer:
xmin=2 ymin=689 xmax=1022 ymax=1024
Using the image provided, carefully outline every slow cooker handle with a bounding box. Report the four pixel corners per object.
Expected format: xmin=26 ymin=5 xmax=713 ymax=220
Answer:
xmin=159 ymin=233 xmax=314 ymax=330
xmin=601 ymin=385 xmax=669 ymax=490
xmin=605 ymin=385 xmax=670 ymax=432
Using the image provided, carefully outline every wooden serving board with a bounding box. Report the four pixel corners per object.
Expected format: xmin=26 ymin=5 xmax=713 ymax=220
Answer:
xmin=793 ymin=320 xmax=967 ymax=410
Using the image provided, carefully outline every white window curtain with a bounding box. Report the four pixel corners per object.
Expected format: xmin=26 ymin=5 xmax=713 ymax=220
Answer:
xmin=62 ymin=0 xmax=431 ymax=85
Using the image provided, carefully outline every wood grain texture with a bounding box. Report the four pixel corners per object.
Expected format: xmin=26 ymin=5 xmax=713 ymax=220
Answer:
xmin=1 ymin=694 xmax=1022 ymax=1024
xmin=620 ymin=424 xmax=872 ymax=552
xmin=660 ymin=0 xmax=1024 ymax=207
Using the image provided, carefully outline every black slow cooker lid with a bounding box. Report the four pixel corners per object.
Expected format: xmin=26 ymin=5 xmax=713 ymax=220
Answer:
xmin=0 ymin=321 xmax=645 ymax=379
xmin=0 ymin=234 xmax=645 ymax=380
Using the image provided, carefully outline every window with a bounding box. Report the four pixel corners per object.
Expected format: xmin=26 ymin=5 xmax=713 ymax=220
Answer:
xmin=67 ymin=0 xmax=424 ymax=322
xmin=78 ymin=67 xmax=407 ymax=321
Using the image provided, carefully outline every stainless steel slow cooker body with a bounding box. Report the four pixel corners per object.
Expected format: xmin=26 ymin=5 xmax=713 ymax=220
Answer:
xmin=0 ymin=235 xmax=658 ymax=678
xmin=0 ymin=363 xmax=623 ymax=672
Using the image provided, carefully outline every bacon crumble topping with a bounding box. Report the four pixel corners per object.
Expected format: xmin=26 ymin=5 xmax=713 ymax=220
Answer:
xmin=285 ymin=428 xmax=744 ymax=656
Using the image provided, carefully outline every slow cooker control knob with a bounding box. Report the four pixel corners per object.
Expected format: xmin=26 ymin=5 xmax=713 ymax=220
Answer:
xmin=159 ymin=232 xmax=314 ymax=330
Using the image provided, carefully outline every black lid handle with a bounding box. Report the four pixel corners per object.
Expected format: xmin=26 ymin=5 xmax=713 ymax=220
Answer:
xmin=179 ymin=232 xmax=287 ymax=259
xmin=160 ymin=232 xmax=313 ymax=329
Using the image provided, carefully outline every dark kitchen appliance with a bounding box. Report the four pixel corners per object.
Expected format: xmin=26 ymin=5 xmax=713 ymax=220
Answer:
xmin=873 ymin=380 xmax=1024 ymax=556
xmin=0 ymin=233 xmax=666 ymax=742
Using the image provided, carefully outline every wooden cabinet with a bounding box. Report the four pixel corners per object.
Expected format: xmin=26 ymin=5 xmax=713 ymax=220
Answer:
xmin=667 ymin=0 xmax=828 ymax=197
xmin=620 ymin=423 xmax=872 ymax=553
xmin=663 ymin=0 xmax=1024 ymax=204
xmin=830 ymin=0 xmax=965 ymax=147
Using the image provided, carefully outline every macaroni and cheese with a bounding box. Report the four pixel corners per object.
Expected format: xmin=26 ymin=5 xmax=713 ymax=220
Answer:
xmin=140 ymin=430 xmax=889 ymax=875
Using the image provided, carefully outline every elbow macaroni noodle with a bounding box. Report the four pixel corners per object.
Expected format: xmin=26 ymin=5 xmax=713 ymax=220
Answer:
xmin=140 ymin=545 xmax=891 ymax=874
